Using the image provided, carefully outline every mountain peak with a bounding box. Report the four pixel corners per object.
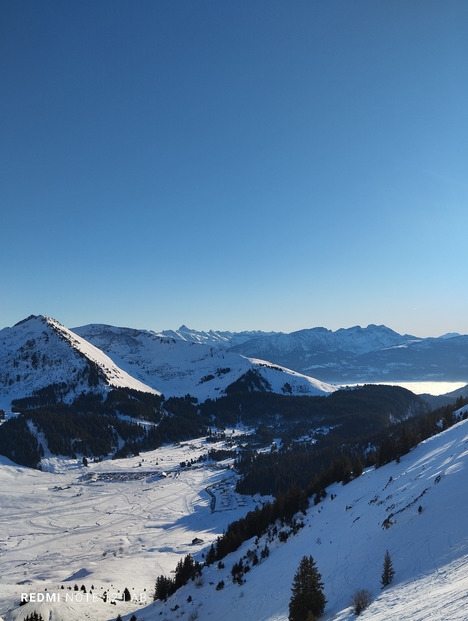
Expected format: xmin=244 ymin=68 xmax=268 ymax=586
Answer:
xmin=0 ymin=316 xmax=158 ymax=408
xmin=440 ymin=332 xmax=461 ymax=339
xmin=13 ymin=314 xmax=45 ymax=327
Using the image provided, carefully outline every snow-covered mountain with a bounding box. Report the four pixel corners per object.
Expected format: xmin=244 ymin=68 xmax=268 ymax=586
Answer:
xmin=158 ymin=325 xmax=279 ymax=348
xmin=0 ymin=315 xmax=158 ymax=408
xmin=73 ymin=323 xmax=336 ymax=401
xmin=157 ymin=323 xmax=413 ymax=356
xmin=234 ymin=324 xmax=413 ymax=356
xmin=0 ymin=316 xmax=335 ymax=409
xmin=3 ymin=316 xmax=467 ymax=410
xmin=228 ymin=325 xmax=468 ymax=383
xmin=162 ymin=323 xmax=468 ymax=384
xmin=228 ymin=323 xmax=416 ymax=369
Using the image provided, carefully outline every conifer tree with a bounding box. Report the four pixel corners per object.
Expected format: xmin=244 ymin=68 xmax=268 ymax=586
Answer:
xmin=381 ymin=549 xmax=395 ymax=587
xmin=154 ymin=574 xmax=175 ymax=600
xmin=352 ymin=455 xmax=364 ymax=478
xmin=260 ymin=543 xmax=270 ymax=559
xmin=23 ymin=614 xmax=45 ymax=621
xmin=206 ymin=542 xmax=217 ymax=565
xmin=289 ymin=555 xmax=326 ymax=620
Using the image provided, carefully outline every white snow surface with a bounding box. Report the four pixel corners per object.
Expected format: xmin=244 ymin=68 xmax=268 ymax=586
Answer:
xmin=0 ymin=316 xmax=157 ymax=408
xmin=73 ymin=323 xmax=336 ymax=400
xmin=2 ymin=417 xmax=468 ymax=620
xmin=0 ymin=433 xmax=262 ymax=620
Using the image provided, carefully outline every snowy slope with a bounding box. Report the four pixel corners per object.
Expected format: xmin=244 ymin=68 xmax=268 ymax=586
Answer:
xmin=73 ymin=323 xmax=336 ymax=400
xmin=137 ymin=415 xmax=468 ymax=621
xmin=0 ymin=315 xmax=157 ymax=408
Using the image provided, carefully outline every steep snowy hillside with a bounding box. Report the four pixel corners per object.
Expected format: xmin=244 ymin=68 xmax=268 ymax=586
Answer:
xmin=73 ymin=323 xmax=336 ymax=400
xmin=137 ymin=413 xmax=468 ymax=621
xmin=0 ymin=315 xmax=157 ymax=407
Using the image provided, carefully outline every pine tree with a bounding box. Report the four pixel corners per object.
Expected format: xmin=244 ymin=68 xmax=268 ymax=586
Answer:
xmin=206 ymin=542 xmax=217 ymax=565
xmin=381 ymin=549 xmax=395 ymax=588
xmin=23 ymin=614 xmax=45 ymax=621
xmin=154 ymin=574 xmax=175 ymax=600
xmin=352 ymin=455 xmax=364 ymax=478
xmin=260 ymin=543 xmax=270 ymax=559
xmin=123 ymin=586 xmax=131 ymax=601
xmin=289 ymin=555 xmax=326 ymax=620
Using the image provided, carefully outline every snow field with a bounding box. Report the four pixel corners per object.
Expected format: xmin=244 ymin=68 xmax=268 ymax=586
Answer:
xmin=0 ymin=435 xmax=260 ymax=621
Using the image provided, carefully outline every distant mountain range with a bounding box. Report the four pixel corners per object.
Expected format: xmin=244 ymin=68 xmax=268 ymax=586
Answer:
xmin=0 ymin=316 xmax=334 ymax=408
xmin=161 ymin=324 xmax=468 ymax=383
xmin=72 ymin=322 xmax=333 ymax=400
xmin=1 ymin=315 xmax=467 ymax=409
xmin=158 ymin=324 xmax=279 ymax=349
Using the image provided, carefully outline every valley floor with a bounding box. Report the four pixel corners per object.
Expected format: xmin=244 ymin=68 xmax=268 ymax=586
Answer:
xmin=0 ymin=433 xmax=260 ymax=620
xmin=2 ymin=418 xmax=468 ymax=621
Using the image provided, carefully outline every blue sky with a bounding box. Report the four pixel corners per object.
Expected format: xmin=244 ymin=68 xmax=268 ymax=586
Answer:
xmin=1 ymin=1 xmax=468 ymax=336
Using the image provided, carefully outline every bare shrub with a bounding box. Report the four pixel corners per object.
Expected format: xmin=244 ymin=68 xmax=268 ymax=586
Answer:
xmin=351 ymin=589 xmax=372 ymax=615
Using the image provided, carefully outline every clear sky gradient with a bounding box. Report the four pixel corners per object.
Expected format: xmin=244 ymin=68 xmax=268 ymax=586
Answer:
xmin=2 ymin=1 xmax=468 ymax=336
